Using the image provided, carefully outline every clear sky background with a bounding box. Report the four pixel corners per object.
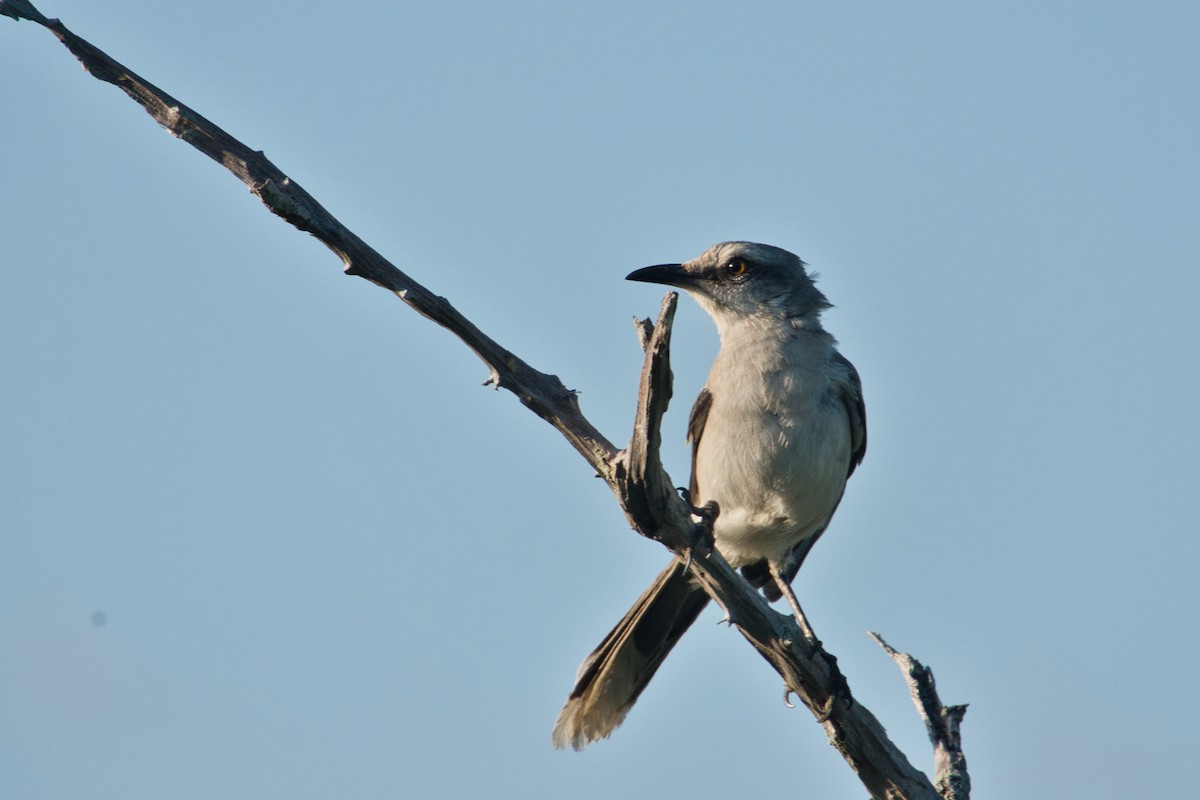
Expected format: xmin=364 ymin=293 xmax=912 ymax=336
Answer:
xmin=3 ymin=2 xmax=1198 ymax=798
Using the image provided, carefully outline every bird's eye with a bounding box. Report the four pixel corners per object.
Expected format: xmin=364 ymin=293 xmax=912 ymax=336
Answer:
xmin=724 ymin=259 xmax=748 ymax=278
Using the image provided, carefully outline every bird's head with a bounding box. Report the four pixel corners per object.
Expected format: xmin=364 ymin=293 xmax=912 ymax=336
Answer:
xmin=626 ymin=241 xmax=830 ymax=325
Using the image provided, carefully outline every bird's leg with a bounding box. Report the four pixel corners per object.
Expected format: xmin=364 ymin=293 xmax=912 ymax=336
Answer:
xmin=676 ymin=488 xmax=718 ymax=571
xmin=767 ymin=562 xmax=819 ymax=644
xmin=767 ymin=561 xmax=853 ymax=720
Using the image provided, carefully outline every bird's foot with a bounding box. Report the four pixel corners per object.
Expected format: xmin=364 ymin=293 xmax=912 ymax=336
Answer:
xmin=676 ymin=488 xmax=718 ymax=572
xmin=813 ymin=649 xmax=854 ymax=723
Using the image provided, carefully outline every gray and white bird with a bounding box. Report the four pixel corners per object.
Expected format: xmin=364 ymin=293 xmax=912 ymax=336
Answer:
xmin=552 ymin=241 xmax=867 ymax=750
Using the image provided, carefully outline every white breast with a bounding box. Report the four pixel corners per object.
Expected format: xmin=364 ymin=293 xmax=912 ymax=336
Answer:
xmin=692 ymin=324 xmax=852 ymax=568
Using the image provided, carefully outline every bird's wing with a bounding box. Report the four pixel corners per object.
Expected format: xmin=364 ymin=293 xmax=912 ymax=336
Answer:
xmin=833 ymin=351 xmax=868 ymax=479
xmin=686 ymin=386 xmax=713 ymax=500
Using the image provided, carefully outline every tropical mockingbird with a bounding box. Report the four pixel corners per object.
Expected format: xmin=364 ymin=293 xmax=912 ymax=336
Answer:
xmin=552 ymin=241 xmax=867 ymax=750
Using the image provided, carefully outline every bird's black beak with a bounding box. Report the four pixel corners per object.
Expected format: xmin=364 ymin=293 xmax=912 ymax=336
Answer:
xmin=625 ymin=263 xmax=693 ymax=288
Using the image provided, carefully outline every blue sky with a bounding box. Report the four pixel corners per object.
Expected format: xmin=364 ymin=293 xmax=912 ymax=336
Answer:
xmin=3 ymin=2 xmax=1198 ymax=798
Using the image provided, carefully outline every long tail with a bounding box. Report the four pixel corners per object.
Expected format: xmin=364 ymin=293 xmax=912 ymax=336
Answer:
xmin=551 ymin=560 xmax=709 ymax=750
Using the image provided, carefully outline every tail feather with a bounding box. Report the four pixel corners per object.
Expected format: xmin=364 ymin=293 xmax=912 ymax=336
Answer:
xmin=551 ymin=560 xmax=709 ymax=749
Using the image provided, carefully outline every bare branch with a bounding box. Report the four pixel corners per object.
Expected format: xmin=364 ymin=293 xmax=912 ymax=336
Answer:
xmin=6 ymin=4 xmax=967 ymax=797
xmin=1 ymin=0 xmax=47 ymax=23
xmin=1 ymin=0 xmax=616 ymax=476
xmin=871 ymin=633 xmax=971 ymax=800
xmin=631 ymin=316 xmax=656 ymax=353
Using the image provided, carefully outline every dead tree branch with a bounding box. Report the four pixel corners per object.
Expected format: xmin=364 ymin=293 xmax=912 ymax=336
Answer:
xmin=871 ymin=633 xmax=971 ymax=800
xmin=5 ymin=3 xmax=967 ymax=797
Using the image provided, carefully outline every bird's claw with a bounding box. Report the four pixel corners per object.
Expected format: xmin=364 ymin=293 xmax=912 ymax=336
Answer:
xmin=676 ymin=488 xmax=718 ymax=571
xmin=781 ymin=648 xmax=854 ymax=723
xmin=815 ymin=649 xmax=854 ymax=721
xmin=814 ymin=694 xmax=836 ymax=723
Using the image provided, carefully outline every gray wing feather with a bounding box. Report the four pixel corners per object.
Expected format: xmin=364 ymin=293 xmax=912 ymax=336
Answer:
xmin=833 ymin=351 xmax=867 ymax=478
xmin=686 ymin=387 xmax=713 ymax=500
